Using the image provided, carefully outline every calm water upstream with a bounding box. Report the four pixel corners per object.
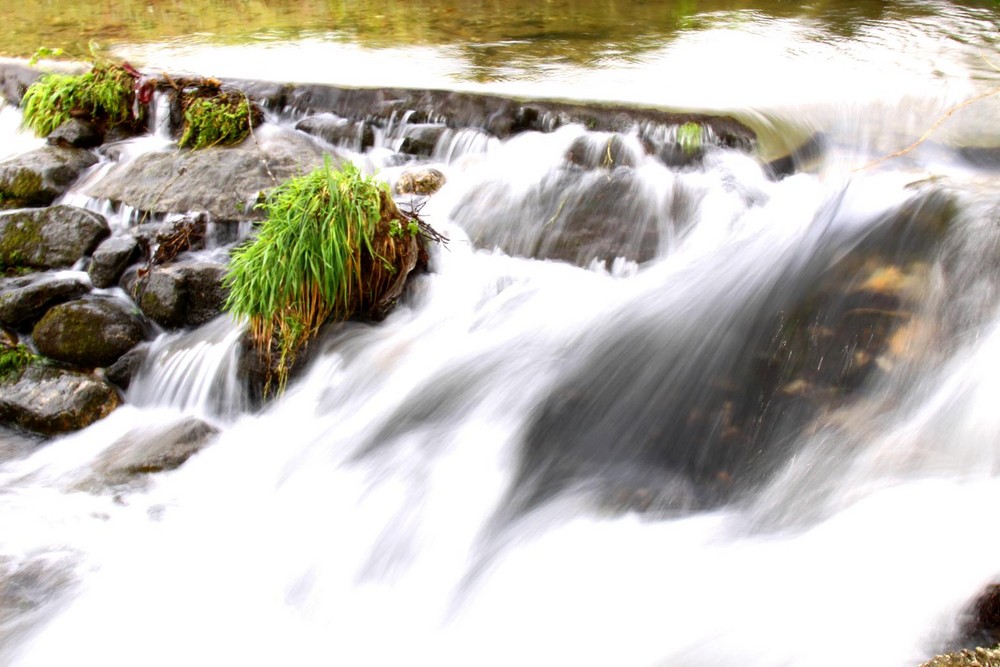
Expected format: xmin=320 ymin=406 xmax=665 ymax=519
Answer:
xmin=2 ymin=1 xmax=1000 ymax=666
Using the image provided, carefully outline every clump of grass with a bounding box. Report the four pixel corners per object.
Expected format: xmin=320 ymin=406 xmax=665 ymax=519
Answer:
xmin=223 ymin=160 xmax=419 ymax=394
xmin=21 ymin=61 xmax=137 ymax=137
xmin=0 ymin=343 xmax=37 ymax=382
xmin=677 ymin=121 xmax=702 ymax=156
xmin=178 ymin=91 xmax=260 ymax=150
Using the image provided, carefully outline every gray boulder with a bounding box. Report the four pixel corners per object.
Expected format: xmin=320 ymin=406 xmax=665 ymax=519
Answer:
xmin=0 ymin=146 xmax=98 ymax=207
xmin=84 ymin=127 xmax=342 ymax=221
xmin=133 ymin=262 xmax=227 ymax=329
xmin=0 ymin=205 xmax=110 ymax=270
xmin=32 ymin=297 xmax=148 ymax=368
xmin=0 ymin=365 xmax=120 ymax=435
xmin=88 ymin=236 xmax=141 ymax=288
xmin=0 ymin=272 xmax=91 ymax=331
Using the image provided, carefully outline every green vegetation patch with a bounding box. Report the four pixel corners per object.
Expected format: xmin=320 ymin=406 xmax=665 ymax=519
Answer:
xmin=21 ymin=61 xmax=137 ymax=137
xmin=677 ymin=122 xmax=702 ymax=156
xmin=0 ymin=343 xmax=37 ymax=382
xmin=223 ymin=160 xmax=419 ymax=393
xmin=179 ymin=91 xmax=261 ymax=150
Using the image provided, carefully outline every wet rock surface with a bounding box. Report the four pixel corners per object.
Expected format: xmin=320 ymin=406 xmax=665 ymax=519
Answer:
xmin=0 ymin=365 xmax=121 ymax=435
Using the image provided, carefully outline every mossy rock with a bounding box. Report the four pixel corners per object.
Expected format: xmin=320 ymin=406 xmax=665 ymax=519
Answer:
xmin=0 ymin=204 xmax=109 ymax=270
xmin=32 ymin=297 xmax=149 ymax=368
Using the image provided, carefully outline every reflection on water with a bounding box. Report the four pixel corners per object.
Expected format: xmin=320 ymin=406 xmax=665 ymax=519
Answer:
xmin=4 ymin=0 xmax=998 ymax=87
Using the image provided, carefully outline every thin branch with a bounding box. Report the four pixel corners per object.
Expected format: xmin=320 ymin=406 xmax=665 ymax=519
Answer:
xmin=853 ymin=85 xmax=1000 ymax=172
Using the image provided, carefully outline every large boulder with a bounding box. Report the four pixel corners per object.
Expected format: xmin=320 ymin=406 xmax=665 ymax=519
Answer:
xmin=0 ymin=205 xmax=110 ymax=270
xmin=32 ymin=297 xmax=149 ymax=368
xmin=0 ymin=365 xmax=120 ymax=435
xmin=0 ymin=272 xmax=91 ymax=331
xmin=84 ymin=127 xmax=342 ymax=222
xmin=0 ymin=146 xmax=98 ymax=207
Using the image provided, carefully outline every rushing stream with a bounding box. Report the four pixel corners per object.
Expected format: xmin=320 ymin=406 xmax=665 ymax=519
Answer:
xmin=3 ymin=2 xmax=1000 ymax=666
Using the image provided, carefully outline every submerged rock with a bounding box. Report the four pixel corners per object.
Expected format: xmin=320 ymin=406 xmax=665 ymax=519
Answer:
xmin=0 ymin=365 xmax=120 ymax=435
xmin=453 ymin=167 xmax=662 ymax=266
xmin=0 ymin=146 xmax=98 ymax=207
xmin=0 ymin=205 xmax=109 ymax=270
xmin=32 ymin=296 xmax=149 ymax=368
xmin=89 ymin=417 xmax=219 ymax=486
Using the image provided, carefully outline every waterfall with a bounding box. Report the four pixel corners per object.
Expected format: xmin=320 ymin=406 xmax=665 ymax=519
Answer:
xmin=2 ymin=9 xmax=1000 ymax=663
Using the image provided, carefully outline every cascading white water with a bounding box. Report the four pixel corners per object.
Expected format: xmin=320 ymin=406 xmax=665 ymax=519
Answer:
xmin=3 ymin=7 xmax=1000 ymax=664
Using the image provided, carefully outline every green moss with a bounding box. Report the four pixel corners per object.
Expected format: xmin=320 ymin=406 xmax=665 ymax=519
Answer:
xmin=0 ymin=220 xmax=44 ymax=269
xmin=178 ymin=92 xmax=259 ymax=150
xmin=678 ymin=122 xmax=702 ymax=156
xmin=0 ymin=343 xmax=37 ymax=382
xmin=21 ymin=61 xmax=136 ymax=137
xmin=5 ymin=170 xmax=43 ymax=201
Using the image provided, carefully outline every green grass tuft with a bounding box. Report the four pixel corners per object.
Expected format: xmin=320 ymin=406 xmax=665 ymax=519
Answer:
xmin=223 ymin=159 xmax=418 ymax=394
xmin=20 ymin=62 xmax=136 ymax=137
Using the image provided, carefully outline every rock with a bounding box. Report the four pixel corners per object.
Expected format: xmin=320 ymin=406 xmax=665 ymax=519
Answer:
xmin=565 ymin=133 xmax=639 ymax=170
xmin=764 ymin=132 xmax=827 ymax=179
xmin=90 ymin=417 xmax=219 ymax=485
xmin=104 ymin=343 xmax=149 ymax=391
xmin=399 ymin=124 xmax=447 ymax=157
xmin=46 ymin=118 xmax=103 ymax=149
xmin=133 ymin=262 xmax=227 ymax=329
xmin=0 ymin=365 xmax=120 ymax=435
xmin=0 ymin=272 xmax=91 ymax=331
xmin=0 ymin=145 xmax=98 ymax=207
xmin=295 ymin=113 xmax=374 ymax=151
xmin=453 ymin=167 xmax=661 ymax=266
xmin=84 ymin=126 xmax=342 ymax=222
xmin=394 ymin=168 xmax=446 ymax=196
xmin=919 ymin=646 xmax=1000 ymax=667
xmin=32 ymin=296 xmax=149 ymax=368
xmin=0 ymin=205 xmax=110 ymax=270
xmin=88 ymin=236 xmax=141 ymax=288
